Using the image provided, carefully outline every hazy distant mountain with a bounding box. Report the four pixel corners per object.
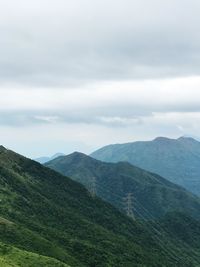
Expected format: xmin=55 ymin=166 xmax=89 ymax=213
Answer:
xmin=45 ymin=152 xmax=200 ymax=219
xmin=91 ymin=136 xmax=200 ymax=196
xmin=35 ymin=152 xmax=65 ymax=164
xmin=183 ymin=134 xmax=200 ymax=141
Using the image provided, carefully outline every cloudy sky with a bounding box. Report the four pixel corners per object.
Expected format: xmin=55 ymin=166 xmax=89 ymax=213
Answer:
xmin=1 ymin=0 xmax=200 ymax=158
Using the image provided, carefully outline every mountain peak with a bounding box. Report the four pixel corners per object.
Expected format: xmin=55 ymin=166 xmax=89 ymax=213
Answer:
xmin=66 ymin=151 xmax=96 ymax=163
xmin=66 ymin=151 xmax=88 ymax=159
xmin=70 ymin=151 xmax=86 ymax=156
xmin=153 ymin=136 xmax=198 ymax=143
xmin=177 ymin=136 xmax=198 ymax=142
xmin=45 ymin=151 xmax=93 ymax=165
xmin=0 ymin=145 xmax=6 ymax=152
xmin=153 ymin=137 xmax=173 ymax=142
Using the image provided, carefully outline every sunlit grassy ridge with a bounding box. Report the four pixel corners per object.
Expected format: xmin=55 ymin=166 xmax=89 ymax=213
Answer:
xmin=0 ymin=241 xmax=70 ymax=267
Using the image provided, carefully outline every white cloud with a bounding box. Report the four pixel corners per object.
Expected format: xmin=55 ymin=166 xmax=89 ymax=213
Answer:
xmin=0 ymin=76 xmax=200 ymax=157
xmin=1 ymin=0 xmax=200 ymax=156
xmin=0 ymin=0 xmax=200 ymax=87
xmin=1 ymin=76 xmax=200 ymax=113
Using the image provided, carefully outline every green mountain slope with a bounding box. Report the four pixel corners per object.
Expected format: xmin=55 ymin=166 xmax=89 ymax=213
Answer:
xmin=90 ymin=136 xmax=200 ymax=195
xmin=2 ymin=146 xmax=197 ymax=266
xmin=45 ymin=152 xmax=200 ymax=219
xmin=0 ymin=241 xmax=70 ymax=267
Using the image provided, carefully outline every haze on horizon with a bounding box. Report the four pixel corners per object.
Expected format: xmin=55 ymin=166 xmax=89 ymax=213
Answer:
xmin=1 ymin=0 xmax=200 ymax=158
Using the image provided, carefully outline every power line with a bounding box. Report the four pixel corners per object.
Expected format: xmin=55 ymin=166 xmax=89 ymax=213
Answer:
xmin=91 ymin=182 xmax=181 ymax=262
xmin=132 ymin=195 xmax=200 ymax=265
xmin=91 ymin=180 xmax=200 ymax=265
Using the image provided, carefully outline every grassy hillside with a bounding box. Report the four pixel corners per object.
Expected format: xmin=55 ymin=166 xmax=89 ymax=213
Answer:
xmin=0 ymin=241 xmax=70 ymax=267
xmin=2 ymin=146 xmax=200 ymax=266
xmin=45 ymin=152 xmax=200 ymax=219
xmin=91 ymin=137 xmax=200 ymax=196
xmin=0 ymin=145 xmax=193 ymax=267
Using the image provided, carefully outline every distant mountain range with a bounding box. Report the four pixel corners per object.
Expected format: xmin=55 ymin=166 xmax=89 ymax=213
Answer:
xmin=91 ymin=136 xmax=200 ymax=196
xmin=34 ymin=152 xmax=65 ymax=164
xmin=45 ymin=152 xmax=200 ymax=219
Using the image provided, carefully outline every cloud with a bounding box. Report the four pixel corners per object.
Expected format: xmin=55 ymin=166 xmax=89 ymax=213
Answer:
xmin=1 ymin=0 xmax=200 ymax=87
xmin=1 ymin=1 xmax=200 ymax=157
xmin=1 ymin=77 xmax=200 ymax=128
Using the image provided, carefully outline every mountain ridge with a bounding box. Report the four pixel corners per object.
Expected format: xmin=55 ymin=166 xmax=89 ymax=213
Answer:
xmin=90 ymin=136 xmax=200 ymax=195
xmin=45 ymin=151 xmax=200 ymax=219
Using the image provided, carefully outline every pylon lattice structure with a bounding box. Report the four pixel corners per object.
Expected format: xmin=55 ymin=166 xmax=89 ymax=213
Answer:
xmin=89 ymin=176 xmax=96 ymax=197
xmin=123 ymin=193 xmax=135 ymax=220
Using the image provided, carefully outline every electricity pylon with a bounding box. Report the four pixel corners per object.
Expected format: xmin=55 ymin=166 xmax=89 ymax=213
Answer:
xmin=123 ymin=193 xmax=135 ymax=220
xmin=89 ymin=176 xmax=96 ymax=197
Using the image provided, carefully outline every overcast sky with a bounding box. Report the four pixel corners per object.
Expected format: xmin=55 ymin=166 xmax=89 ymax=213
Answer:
xmin=1 ymin=0 xmax=200 ymax=158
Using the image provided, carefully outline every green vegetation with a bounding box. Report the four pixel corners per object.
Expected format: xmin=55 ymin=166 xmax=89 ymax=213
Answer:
xmin=0 ymin=241 xmax=70 ymax=267
xmin=45 ymin=152 xmax=200 ymax=219
xmin=90 ymin=136 xmax=200 ymax=195
xmin=0 ymin=146 xmax=200 ymax=266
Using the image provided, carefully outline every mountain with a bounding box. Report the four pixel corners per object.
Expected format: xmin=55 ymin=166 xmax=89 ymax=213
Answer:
xmin=91 ymin=136 xmax=200 ymax=196
xmin=2 ymin=146 xmax=198 ymax=266
xmin=35 ymin=152 xmax=65 ymax=164
xmin=45 ymin=152 xmax=200 ymax=220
